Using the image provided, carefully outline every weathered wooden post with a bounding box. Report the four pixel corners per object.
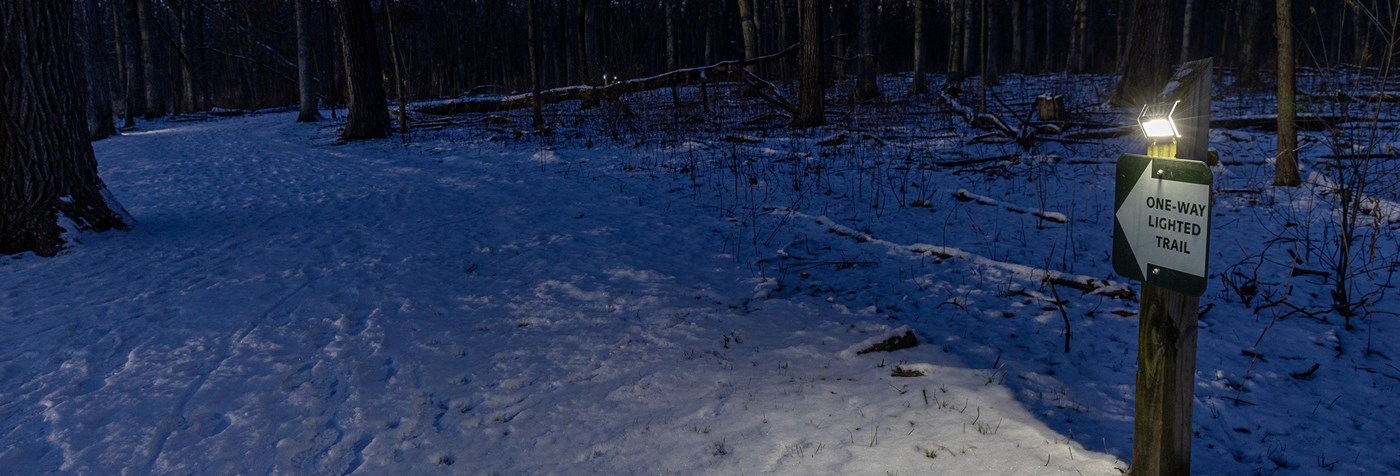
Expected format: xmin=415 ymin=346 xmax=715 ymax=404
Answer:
xmin=1113 ymin=58 xmax=1213 ymax=476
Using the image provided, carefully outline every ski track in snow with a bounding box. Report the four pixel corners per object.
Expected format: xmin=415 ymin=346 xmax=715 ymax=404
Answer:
xmin=4 ymin=112 xmax=1124 ymax=474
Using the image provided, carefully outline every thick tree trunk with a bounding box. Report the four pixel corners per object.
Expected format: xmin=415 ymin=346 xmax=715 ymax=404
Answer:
xmin=336 ymin=0 xmax=389 ymax=140
xmin=527 ymin=0 xmax=543 ymax=129
xmin=79 ymin=0 xmax=117 ymax=140
xmin=910 ymin=0 xmax=928 ymax=94
xmin=854 ymin=0 xmax=882 ymax=101
xmin=575 ymin=0 xmax=590 ymax=85
xmin=1068 ymin=0 xmax=1088 ymax=73
xmin=135 ymin=0 xmax=166 ymax=118
xmin=296 ymin=0 xmax=318 ymax=122
xmin=1110 ymin=0 xmax=1179 ymax=107
xmin=792 ymin=0 xmax=825 ymax=127
xmin=117 ymin=0 xmax=145 ymax=125
xmin=177 ymin=0 xmax=196 ymax=113
xmin=1236 ymin=0 xmax=1266 ymax=88
xmin=1274 ymin=0 xmax=1300 ymax=186
xmin=738 ymin=0 xmax=759 ymax=74
xmin=1351 ymin=0 xmax=1369 ymax=66
xmin=2 ymin=0 xmax=129 ymax=256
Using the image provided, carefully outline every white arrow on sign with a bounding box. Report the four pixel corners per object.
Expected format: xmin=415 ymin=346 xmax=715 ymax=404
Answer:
xmin=1115 ymin=161 xmax=1211 ymax=279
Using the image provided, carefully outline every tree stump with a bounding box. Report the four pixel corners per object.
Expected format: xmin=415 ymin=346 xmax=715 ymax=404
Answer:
xmin=1036 ymin=94 xmax=1066 ymax=123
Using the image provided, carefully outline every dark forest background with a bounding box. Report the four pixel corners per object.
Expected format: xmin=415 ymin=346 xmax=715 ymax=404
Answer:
xmin=85 ymin=0 xmax=1388 ymax=115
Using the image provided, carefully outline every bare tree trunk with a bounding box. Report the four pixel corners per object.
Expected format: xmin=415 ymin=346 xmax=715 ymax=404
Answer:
xmin=1010 ymin=0 xmax=1023 ymax=72
xmin=2 ymin=0 xmax=129 ymax=256
xmin=527 ymin=0 xmax=543 ymax=129
xmin=135 ymin=0 xmax=166 ymax=118
xmin=80 ymin=0 xmax=117 ymax=139
xmin=1274 ymin=0 xmax=1300 ymax=186
xmin=1110 ymin=0 xmax=1178 ymax=106
xmin=738 ymin=0 xmax=759 ymax=74
xmin=1352 ymin=0 xmax=1370 ymax=66
xmin=177 ymin=0 xmax=196 ymax=113
xmin=854 ymin=0 xmax=882 ymax=100
xmin=961 ymin=0 xmax=974 ymax=76
xmin=385 ymin=0 xmax=408 ymax=138
xmin=793 ymin=0 xmax=825 ymax=127
xmin=1024 ymin=0 xmax=1037 ymax=72
xmin=336 ymin=0 xmax=389 ymax=140
xmin=948 ymin=0 xmax=963 ymax=81
xmin=1236 ymin=0 xmax=1266 ymax=88
xmin=117 ymin=0 xmax=144 ymax=126
xmin=666 ymin=1 xmax=679 ymax=108
xmin=575 ymin=0 xmax=590 ymax=85
xmin=296 ymin=0 xmax=318 ymax=122
xmin=322 ymin=0 xmax=339 ymax=118
xmin=910 ymin=0 xmax=928 ymax=94
xmin=1069 ymin=0 xmax=1088 ymax=73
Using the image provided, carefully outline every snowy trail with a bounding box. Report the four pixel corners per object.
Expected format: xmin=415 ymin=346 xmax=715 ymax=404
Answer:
xmin=1 ymin=114 xmax=1122 ymax=474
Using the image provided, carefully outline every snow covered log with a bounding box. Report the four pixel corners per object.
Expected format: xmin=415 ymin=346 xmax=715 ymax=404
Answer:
xmin=415 ymin=45 xmax=798 ymax=115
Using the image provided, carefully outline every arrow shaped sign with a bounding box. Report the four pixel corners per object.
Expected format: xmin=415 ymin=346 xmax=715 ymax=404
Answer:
xmin=1113 ymin=154 xmax=1213 ymax=296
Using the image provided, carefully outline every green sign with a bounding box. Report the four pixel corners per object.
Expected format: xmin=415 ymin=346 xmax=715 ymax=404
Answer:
xmin=1113 ymin=154 xmax=1213 ymax=296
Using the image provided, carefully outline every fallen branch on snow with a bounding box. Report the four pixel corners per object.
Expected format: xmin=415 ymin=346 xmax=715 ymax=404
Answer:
xmin=776 ymin=209 xmax=1135 ymax=300
xmin=415 ymin=44 xmax=799 ymax=115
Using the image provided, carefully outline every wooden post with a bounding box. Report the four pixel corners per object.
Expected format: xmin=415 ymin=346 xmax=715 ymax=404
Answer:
xmin=1132 ymin=285 xmax=1198 ymax=475
xmin=1131 ymin=58 xmax=1211 ymax=476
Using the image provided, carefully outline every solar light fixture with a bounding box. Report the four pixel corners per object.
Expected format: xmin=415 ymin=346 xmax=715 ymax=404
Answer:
xmin=1138 ymin=101 xmax=1180 ymax=139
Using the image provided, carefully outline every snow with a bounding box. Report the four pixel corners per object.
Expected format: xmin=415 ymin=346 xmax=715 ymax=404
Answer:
xmin=3 ymin=72 xmax=1399 ymax=474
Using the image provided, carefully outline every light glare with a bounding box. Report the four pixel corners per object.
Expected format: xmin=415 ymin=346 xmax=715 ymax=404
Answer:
xmin=1140 ymin=118 xmax=1177 ymax=138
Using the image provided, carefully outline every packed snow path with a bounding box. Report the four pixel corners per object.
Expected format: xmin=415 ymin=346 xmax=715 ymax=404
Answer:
xmin=0 ymin=113 xmax=1121 ymax=474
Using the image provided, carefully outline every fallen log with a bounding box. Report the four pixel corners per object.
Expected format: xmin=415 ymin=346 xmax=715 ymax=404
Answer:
xmin=415 ymin=44 xmax=799 ymax=115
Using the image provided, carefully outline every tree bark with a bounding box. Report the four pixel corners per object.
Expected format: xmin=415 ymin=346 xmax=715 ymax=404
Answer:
xmin=575 ymin=0 xmax=590 ymax=85
xmin=1010 ymin=0 xmax=1023 ymax=72
xmin=116 ymin=0 xmax=145 ymax=127
xmin=738 ymin=0 xmax=760 ymax=74
xmin=910 ymin=0 xmax=928 ymax=94
xmin=1110 ymin=0 xmax=1179 ymax=107
xmin=1274 ymin=0 xmax=1300 ymax=186
xmin=666 ymin=1 xmax=680 ymax=108
xmin=948 ymin=0 xmax=963 ymax=81
xmin=961 ymin=0 xmax=975 ymax=76
xmin=854 ymin=0 xmax=882 ymax=101
xmin=336 ymin=0 xmax=389 ymax=140
xmin=2 ymin=0 xmax=129 ymax=256
xmin=385 ymin=0 xmax=408 ymax=137
xmin=177 ymin=0 xmax=196 ymax=113
xmin=527 ymin=0 xmax=544 ymax=129
xmin=79 ymin=0 xmax=117 ymax=140
xmin=296 ymin=0 xmax=318 ymax=122
xmin=135 ymin=0 xmax=166 ymax=118
xmin=1068 ymin=0 xmax=1089 ymax=73
xmin=1236 ymin=0 xmax=1266 ymax=88
xmin=792 ymin=0 xmax=825 ymax=127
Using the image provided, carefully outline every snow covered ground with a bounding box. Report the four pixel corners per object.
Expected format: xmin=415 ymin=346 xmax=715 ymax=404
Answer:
xmin=2 ymin=74 xmax=1398 ymax=474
